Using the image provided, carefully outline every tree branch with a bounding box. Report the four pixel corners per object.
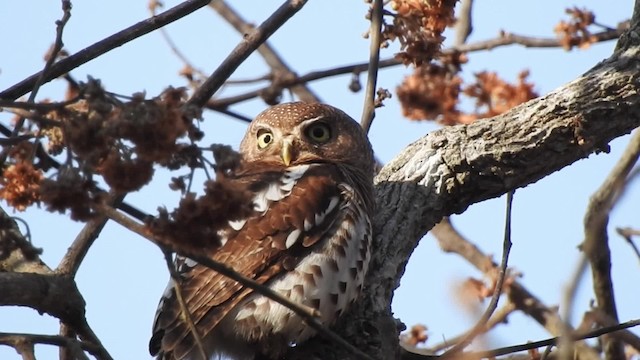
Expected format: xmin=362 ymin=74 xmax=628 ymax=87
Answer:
xmin=209 ymin=1 xmax=319 ymax=103
xmin=0 ymin=0 xmax=212 ymax=101
xmin=298 ymin=23 xmax=640 ymax=359
xmin=206 ymin=24 xmax=627 ymax=110
xmin=187 ymin=0 xmax=309 ymax=108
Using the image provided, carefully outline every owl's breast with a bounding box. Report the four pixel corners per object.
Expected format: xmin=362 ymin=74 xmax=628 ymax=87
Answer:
xmin=230 ymin=183 xmax=372 ymax=346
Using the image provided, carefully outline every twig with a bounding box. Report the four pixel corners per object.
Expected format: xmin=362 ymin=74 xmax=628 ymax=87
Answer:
xmin=0 ymin=97 xmax=82 ymax=111
xmin=1 ymin=0 xmax=72 ymax=165
xmin=441 ymin=191 xmax=514 ymax=358
xmin=616 ymin=227 xmax=640 ymax=263
xmin=0 ymin=332 xmax=98 ymax=360
xmin=410 ymin=300 xmax=517 ymax=355
xmin=460 ymin=318 xmax=640 ymax=360
xmin=402 ymin=318 xmax=640 ymax=360
xmin=587 ymin=309 xmax=640 ymax=352
xmin=206 ymin=25 xmax=627 ymax=110
xmin=432 ymin=217 xmax=599 ymax=359
xmin=561 ymin=129 xmax=640 ymax=360
xmin=209 ymin=1 xmax=319 ymax=103
xmin=149 ymin=2 xmax=209 ymax=83
xmin=453 ymin=0 xmax=474 ymax=46
xmin=162 ymin=251 xmax=207 ymax=360
xmin=26 ymin=0 xmax=72 ymax=104
xmin=99 ymin=204 xmax=374 ymax=360
xmin=360 ymin=0 xmax=383 ymax=133
xmin=0 ymin=0 xmax=212 ymax=101
xmin=187 ymin=0 xmax=309 ymax=108
xmin=56 ymin=192 xmax=126 ymax=275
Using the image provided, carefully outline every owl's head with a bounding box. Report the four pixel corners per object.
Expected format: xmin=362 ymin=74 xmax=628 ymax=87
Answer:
xmin=240 ymin=102 xmax=374 ymax=174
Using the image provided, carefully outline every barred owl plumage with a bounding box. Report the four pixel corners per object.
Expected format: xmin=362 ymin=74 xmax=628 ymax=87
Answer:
xmin=149 ymin=102 xmax=375 ymax=360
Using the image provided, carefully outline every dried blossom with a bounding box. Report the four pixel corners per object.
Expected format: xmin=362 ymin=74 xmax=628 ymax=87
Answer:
xmin=381 ymin=0 xmax=457 ymax=66
xmin=554 ymin=7 xmax=597 ymax=50
xmin=0 ymin=162 xmax=44 ymax=211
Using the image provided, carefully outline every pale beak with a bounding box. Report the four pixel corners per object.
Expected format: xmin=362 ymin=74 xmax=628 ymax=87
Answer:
xmin=281 ymin=139 xmax=293 ymax=166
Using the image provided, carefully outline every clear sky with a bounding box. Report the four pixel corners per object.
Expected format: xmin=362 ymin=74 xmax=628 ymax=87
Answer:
xmin=0 ymin=1 xmax=637 ymax=359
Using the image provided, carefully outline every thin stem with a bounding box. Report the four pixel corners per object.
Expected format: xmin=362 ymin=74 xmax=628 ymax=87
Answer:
xmin=0 ymin=0 xmax=212 ymax=100
xmin=442 ymin=191 xmax=514 ymax=358
xmin=360 ymin=0 xmax=383 ymax=133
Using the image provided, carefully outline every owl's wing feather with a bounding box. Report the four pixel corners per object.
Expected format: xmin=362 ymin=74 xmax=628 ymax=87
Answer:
xmin=150 ymin=163 xmax=347 ymax=359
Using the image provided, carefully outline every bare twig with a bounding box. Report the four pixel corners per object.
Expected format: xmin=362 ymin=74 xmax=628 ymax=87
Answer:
xmin=99 ymin=204 xmax=374 ymax=360
xmin=0 ymin=332 xmax=98 ymax=360
xmin=561 ymin=129 xmax=640 ymax=360
xmin=454 ymin=0 xmax=474 ymax=46
xmin=587 ymin=309 xmax=640 ymax=353
xmin=616 ymin=226 xmax=640 ymax=262
xmin=187 ymin=0 xmax=309 ymax=108
xmin=432 ymin=217 xmax=599 ymax=359
xmin=56 ymin=192 xmax=126 ymax=276
xmin=149 ymin=2 xmax=209 ymax=83
xmin=402 ymin=318 xmax=640 ymax=360
xmin=209 ymin=1 xmax=319 ymax=103
xmin=360 ymin=0 xmax=383 ymax=133
xmin=418 ymin=300 xmax=517 ymax=354
xmin=1 ymin=0 xmax=72 ymax=165
xmin=441 ymin=191 xmax=514 ymax=358
xmin=163 ymin=251 xmax=207 ymax=360
xmin=462 ymin=318 xmax=640 ymax=360
xmin=206 ymin=25 xmax=627 ymax=110
xmin=0 ymin=0 xmax=212 ymax=101
xmin=25 ymin=0 xmax=72 ymax=104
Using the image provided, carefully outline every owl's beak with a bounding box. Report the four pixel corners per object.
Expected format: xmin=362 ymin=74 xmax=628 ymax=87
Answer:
xmin=281 ymin=139 xmax=293 ymax=166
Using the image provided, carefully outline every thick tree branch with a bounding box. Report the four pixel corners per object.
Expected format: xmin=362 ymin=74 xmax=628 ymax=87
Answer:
xmin=0 ymin=272 xmax=84 ymax=323
xmin=291 ymin=22 xmax=640 ymax=359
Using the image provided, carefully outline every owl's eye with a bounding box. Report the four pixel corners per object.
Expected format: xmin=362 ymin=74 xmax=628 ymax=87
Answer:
xmin=257 ymin=130 xmax=274 ymax=149
xmin=305 ymin=123 xmax=331 ymax=143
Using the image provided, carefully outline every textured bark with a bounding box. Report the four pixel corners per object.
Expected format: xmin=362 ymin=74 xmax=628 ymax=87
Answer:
xmin=290 ymin=27 xmax=640 ymax=360
xmin=0 ymin=272 xmax=86 ymax=326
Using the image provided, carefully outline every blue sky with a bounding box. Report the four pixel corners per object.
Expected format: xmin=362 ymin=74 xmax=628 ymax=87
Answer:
xmin=0 ymin=1 xmax=637 ymax=359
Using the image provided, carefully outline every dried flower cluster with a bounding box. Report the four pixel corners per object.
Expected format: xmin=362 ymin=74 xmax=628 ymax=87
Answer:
xmin=378 ymin=0 xmax=457 ymax=66
xmin=0 ymin=161 xmax=44 ymax=212
xmin=554 ymin=7 xmax=597 ymax=50
xmin=463 ymin=70 xmax=538 ymax=119
xmin=400 ymin=324 xmax=429 ymax=347
xmin=396 ymin=62 xmax=463 ymax=125
xmin=1 ymin=80 xmax=204 ymax=216
xmin=1 ymin=78 xmax=257 ymax=261
xmin=397 ymin=55 xmax=538 ymax=125
xmin=147 ymin=148 xmax=253 ymax=253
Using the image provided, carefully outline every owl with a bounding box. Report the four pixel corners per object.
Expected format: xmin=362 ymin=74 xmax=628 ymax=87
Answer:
xmin=149 ymin=102 xmax=375 ymax=360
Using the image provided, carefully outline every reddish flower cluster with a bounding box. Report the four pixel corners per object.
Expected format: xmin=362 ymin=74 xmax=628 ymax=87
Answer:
xmin=554 ymin=7 xmax=597 ymax=50
xmin=397 ymin=63 xmax=463 ymax=124
xmin=147 ymin=174 xmax=253 ymax=253
xmin=397 ymin=57 xmax=538 ymax=125
xmin=382 ymin=0 xmax=457 ymax=65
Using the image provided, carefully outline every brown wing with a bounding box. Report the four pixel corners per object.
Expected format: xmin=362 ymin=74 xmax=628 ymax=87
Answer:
xmin=150 ymin=163 xmax=346 ymax=359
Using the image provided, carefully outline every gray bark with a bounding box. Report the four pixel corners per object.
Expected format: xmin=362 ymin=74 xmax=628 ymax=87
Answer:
xmin=291 ymin=12 xmax=640 ymax=360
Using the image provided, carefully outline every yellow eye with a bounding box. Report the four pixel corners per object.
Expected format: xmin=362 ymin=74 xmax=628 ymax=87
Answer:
xmin=306 ymin=123 xmax=331 ymax=143
xmin=257 ymin=130 xmax=274 ymax=149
